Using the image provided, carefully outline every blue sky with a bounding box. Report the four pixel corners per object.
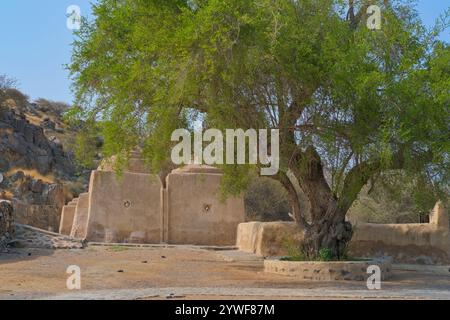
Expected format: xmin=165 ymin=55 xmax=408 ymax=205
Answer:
xmin=0 ymin=0 xmax=448 ymax=104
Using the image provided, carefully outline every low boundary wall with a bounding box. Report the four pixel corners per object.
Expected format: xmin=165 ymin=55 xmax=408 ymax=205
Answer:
xmin=237 ymin=202 xmax=449 ymax=264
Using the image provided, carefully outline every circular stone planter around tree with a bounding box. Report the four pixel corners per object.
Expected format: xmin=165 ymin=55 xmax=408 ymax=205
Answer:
xmin=264 ymin=258 xmax=392 ymax=281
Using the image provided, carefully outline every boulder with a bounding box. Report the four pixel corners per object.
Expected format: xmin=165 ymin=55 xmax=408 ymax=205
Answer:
xmin=31 ymin=179 xmax=44 ymax=194
xmin=11 ymin=178 xmax=66 ymax=231
xmin=41 ymin=118 xmax=56 ymax=130
xmin=10 ymin=170 xmax=25 ymax=182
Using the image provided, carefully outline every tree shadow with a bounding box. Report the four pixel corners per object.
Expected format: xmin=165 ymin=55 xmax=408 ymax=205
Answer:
xmin=0 ymin=247 xmax=57 ymax=265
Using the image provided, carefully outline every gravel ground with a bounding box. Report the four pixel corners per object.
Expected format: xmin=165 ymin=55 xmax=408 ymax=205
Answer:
xmin=1 ymin=245 xmax=449 ymax=300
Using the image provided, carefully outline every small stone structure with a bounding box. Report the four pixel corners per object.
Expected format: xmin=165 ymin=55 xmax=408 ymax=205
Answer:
xmin=237 ymin=202 xmax=450 ymax=264
xmin=60 ymin=155 xmax=245 ymax=246
xmin=264 ymin=259 xmax=392 ymax=281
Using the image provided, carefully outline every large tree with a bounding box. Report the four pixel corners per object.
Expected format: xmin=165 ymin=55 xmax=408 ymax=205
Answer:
xmin=69 ymin=0 xmax=449 ymax=259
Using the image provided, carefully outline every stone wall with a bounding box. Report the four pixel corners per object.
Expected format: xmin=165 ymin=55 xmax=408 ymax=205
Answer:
xmin=12 ymin=200 xmax=61 ymax=232
xmin=9 ymin=181 xmax=65 ymax=232
xmin=237 ymin=202 xmax=450 ymax=264
xmin=0 ymin=200 xmax=14 ymax=252
xmin=264 ymin=259 xmax=392 ymax=281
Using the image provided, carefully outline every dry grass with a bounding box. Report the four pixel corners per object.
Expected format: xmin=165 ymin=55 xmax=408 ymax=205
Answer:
xmin=6 ymin=168 xmax=56 ymax=184
xmin=0 ymin=190 xmax=13 ymax=200
xmin=0 ymin=127 xmax=14 ymax=135
xmin=3 ymin=99 xmax=17 ymax=108
xmin=63 ymin=180 xmax=86 ymax=202
xmin=25 ymin=111 xmax=66 ymax=128
xmin=25 ymin=113 xmax=42 ymax=126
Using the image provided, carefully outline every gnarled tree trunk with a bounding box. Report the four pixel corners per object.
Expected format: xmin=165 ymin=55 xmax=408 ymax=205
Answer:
xmin=278 ymin=146 xmax=357 ymax=259
xmin=302 ymin=203 xmax=353 ymax=260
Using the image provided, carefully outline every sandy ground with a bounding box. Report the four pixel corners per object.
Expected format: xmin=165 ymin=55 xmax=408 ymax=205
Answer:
xmin=1 ymin=245 xmax=450 ymax=300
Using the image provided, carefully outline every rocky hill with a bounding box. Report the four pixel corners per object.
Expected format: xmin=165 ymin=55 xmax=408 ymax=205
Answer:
xmin=0 ymin=86 xmax=93 ymax=231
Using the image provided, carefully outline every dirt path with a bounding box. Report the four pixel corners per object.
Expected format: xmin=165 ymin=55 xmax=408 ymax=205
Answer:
xmin=1 ymin=246 xmax=449 ymax=300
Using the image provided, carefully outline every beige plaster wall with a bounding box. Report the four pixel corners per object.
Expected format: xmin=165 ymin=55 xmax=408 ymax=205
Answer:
xmin=237 ymin=202 xmax=450 ymax=264
xmin=59 ymin=204 xmax=76 ymax=235
xmin=166 ymin=168 xmax=246 ymax=246
xmin=236 ymin=222 xmax=304 ymax=257
xmin=236 ymin=221 xmax=304 ymax=257
xmin=63 ymin=163 xmax=246 ymax=246
xmin=70 ymin=193 xmax=90 ymax=239
xmin=349 ymin=202 xmax=449 ymax=264
xmin=84 ymin=170 xmax=163 ymax=243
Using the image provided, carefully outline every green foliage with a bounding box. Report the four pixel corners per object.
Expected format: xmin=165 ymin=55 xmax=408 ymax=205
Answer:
xmin=0 ymin=74 xmax=17 ymax=91
xmin=245 ymin=177 xmax=291 ymax=221
xmin=3 ymin=89 xmax=29 ymax=108
xmin=68 ymin=0 xmax=449 ymax=214
xmin=34 ymin=98 xmax=70 ymax=116
xmin=73 ymin=123 xmax=99 ymax=168
xmin=281 ymin=236 xmax=307 ymax=261
xmin=281 ymin=236 xmax=350 ymax=261
xmin=0 ymin=74 xmax=18 ymax=108
xmin=349 ymin=170 xmax=447 ymax=224
xmin=108 ymin=245 xmax=130 ymax=252
xmin=318 ymin=248 xmax=334 ymax=262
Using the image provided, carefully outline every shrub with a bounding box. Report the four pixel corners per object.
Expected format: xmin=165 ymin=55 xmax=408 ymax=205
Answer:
xmin=244 ymin=177 xmax=291 ymax=222
xmin=0 ymin=74 xmax=18 ymax=107
xmin=318 ymin=248 xmax=334 ymax=262
xmin=4 ymin=88 xmax=29 ymax=108
xmin=0 ymin=74 xmax=17 ymax=90
xmin=34 ymin=98 xmax=70 ymax=116
xmin=281 ymin=236 xmax=307 ymax=261
xmin=348 ymin=171 xmax=445 ymax=224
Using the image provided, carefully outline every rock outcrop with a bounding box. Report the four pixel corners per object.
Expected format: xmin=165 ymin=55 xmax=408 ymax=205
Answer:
xmin=0 ymin=108 xmax=75 ymax=178
xmin=7 ymin=175 xmax=65 ymax=231
xmin=0 ymin=92 xmax=93 ymax=231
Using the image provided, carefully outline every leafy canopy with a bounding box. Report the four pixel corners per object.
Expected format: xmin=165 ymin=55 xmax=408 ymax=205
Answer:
xmin=68 ymin=0 xmax=449 ymax=207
